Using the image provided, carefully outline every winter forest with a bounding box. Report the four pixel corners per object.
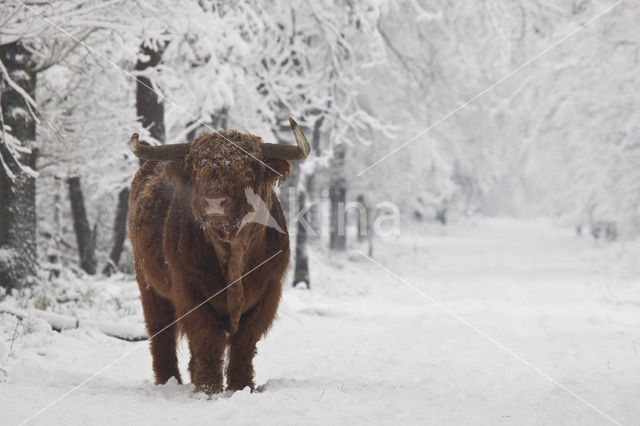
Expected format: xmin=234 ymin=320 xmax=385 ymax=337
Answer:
xmin=1 ymin=0 xmax=640 ymax=424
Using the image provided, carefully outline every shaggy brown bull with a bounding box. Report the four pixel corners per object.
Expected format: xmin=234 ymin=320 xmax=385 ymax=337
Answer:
xmin=128 ymin=118 xmax=310 ymax=394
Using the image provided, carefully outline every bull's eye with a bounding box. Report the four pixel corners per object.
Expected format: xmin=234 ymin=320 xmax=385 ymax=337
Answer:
xmin=244 ymin=170 xmax=253 ymax=179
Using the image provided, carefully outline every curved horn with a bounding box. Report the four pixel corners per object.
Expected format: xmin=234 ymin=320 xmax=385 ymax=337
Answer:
xmin=260 ymin=117 xmax=311 ymax=160
xmin=129 ymin=133 xmax=191 ymax=161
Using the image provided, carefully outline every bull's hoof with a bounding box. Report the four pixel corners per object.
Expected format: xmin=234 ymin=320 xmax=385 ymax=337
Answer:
xmin=194 ymin=383 xmax=224 ymax=395
xmin=226 ymin=386 xmax=254 ymax=393
xmin=226 ymin=381 xmax=255 ymax=393
xmin=155 ymin=374 xmax=182 ymax=386
xmin=227 ymin=385 xmax=256 ymax=393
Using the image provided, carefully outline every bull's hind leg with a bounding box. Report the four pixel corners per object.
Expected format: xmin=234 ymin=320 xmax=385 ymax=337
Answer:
xmin=138 ymin=282 xmax=182 ymax=385
xmin=226 ymin=281 xmax=282 ymax=391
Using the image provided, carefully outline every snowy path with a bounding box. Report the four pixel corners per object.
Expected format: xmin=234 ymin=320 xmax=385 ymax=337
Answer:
xmin=2 ymin=218 xmax=640 ymax=425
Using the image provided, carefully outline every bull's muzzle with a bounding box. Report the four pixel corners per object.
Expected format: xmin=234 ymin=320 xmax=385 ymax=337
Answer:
xmin=203 ymin=197 xmax=229 ymax=217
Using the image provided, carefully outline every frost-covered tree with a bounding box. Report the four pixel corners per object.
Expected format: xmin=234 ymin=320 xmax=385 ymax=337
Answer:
xmin=1 ymin=0 xmax=152 ymax=280
xmin=0 ymin=41 xmax=38 ymax=290
xmin=352 ymin=0 xmax=637 ymax=231
xmin=517 ymin=2 xmax=640 ymax=237
xmin=0 ymin=0 xmax=132 ymax=286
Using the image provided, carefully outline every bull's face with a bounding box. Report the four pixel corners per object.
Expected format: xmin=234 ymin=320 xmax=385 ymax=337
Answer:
xmin=191 ymin=161 xmax=265 ymax=241
xmin=185 ymin=133 xmax=291 ymax=242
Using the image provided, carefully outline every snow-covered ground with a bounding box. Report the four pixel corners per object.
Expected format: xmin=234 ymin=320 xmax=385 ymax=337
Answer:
xmin=1 ymin=218 xmax=639 ymax=425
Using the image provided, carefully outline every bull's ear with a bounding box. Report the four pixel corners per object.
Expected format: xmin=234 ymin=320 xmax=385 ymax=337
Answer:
xmin=264 ymin=159 xmax=291 ymax=185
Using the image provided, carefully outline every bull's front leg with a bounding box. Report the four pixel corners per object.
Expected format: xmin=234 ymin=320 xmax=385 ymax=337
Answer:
xmin=177 ymin=297 xmax=227 ymax=395
xmin=226 ymin=333 xmax=257 ymax=391
xmin=213 ymin=240 xmax=256 ymax=391
xmin=138 ymin=283 xmax=182 ymax=385
xmin=226 ymin=278 xmax=283 ymax=391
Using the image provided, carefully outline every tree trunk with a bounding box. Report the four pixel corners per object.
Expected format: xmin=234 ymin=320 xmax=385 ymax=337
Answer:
xmin=356 ymin=194 xmax=369 ymax=243
xmin=212 ymin=107 xmax=228 ymax=130
xmin=357 ymin=194 xmax=374 ymax=257
xmin=135 ymin=44 xmax=166 ymax=145
xmin=293 ymin=175 xmax=311 ymax=289
xmin=271 ymin=113 xmax=298 ymax=219
xmin=435 ymin=208 xmax=447 ymax=225
xmin=67 ymin=176 xmax=96 ymax=275
xmin=329 ymin=144 xmax=346 ymax=251
xmin=102 ymin=44 xmax=166 ymax=274
xmin=103 ymin=186 xmax=129 ymax=275
xmin=187 ymin=107 xmax=228 ymax=141
xmin=307 ymin=115 xmax=323 ymax=236
xmin=292 ymin=117 xmax=323 ymax=288
xmin=0 ymin=42 xmax=38 ymax=291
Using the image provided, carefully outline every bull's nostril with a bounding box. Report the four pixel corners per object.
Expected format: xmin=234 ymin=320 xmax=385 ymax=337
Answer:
xmin=203 ymin=199 xmax=209 ymax=207
xmin=220 ymin=199 xmax=227 ymax=207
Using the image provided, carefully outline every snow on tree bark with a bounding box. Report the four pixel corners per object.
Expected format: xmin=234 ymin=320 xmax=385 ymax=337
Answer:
xmin=0 ymin=42 xmax=38 ymax=290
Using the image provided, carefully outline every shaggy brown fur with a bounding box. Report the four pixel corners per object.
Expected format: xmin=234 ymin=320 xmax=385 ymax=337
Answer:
xmin=129 ymin=131 xmax=291 ymax=393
